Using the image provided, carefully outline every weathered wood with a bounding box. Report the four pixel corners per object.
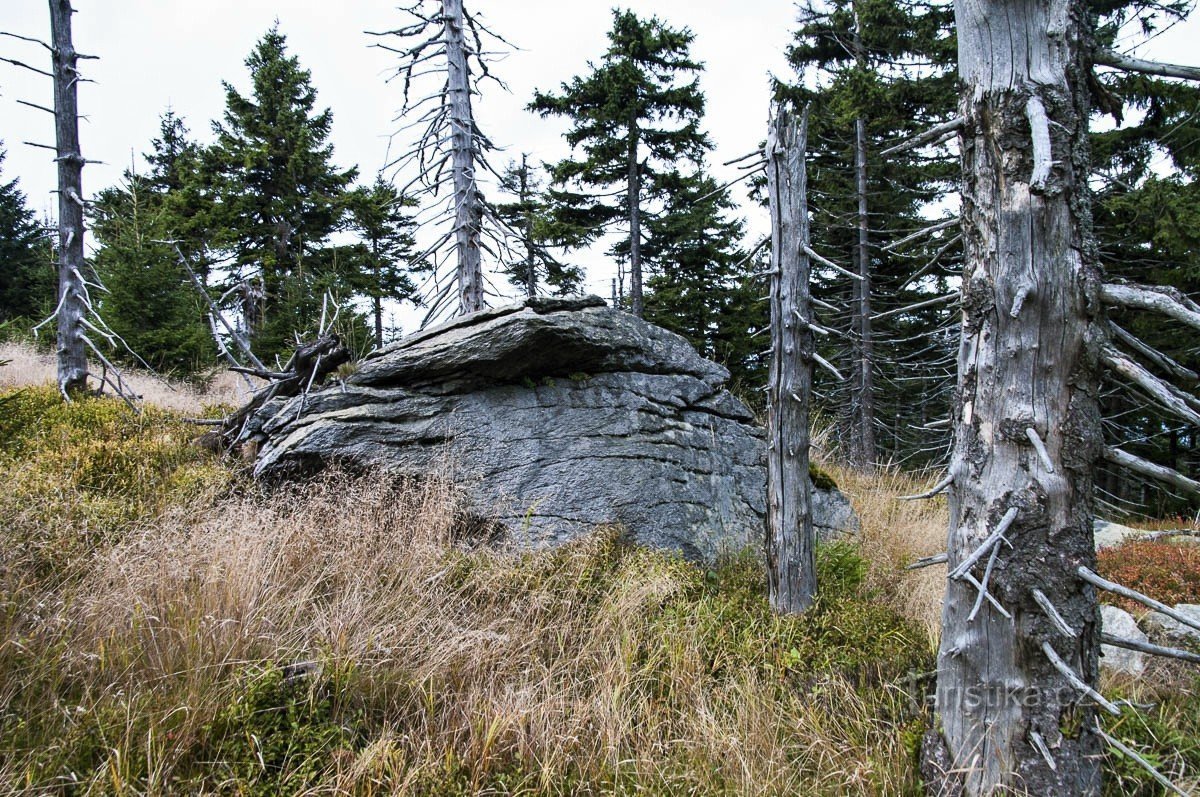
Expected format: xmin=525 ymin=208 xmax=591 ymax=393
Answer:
xmin=1093 ymin=49 xmax=1200 ymax=82
xmin=1100 ymin=282 xmax=1200 ymax=332
xmin=627 ymin=117 xmax=644 ymax=317
xmin=48 ymin=0 xmax=88 ymax=395
xmin=441 ymin=0 xmax=484 ymax=315
xmin=931 ymin=0 xmax=1106 ymax=792
xmin=764 ymin=104 xmax=816 ymax=614
xmin=220 ymin=333 xmax=350 ymax=449
xmin=1104 ymin=446 xmax=1200 ymax=497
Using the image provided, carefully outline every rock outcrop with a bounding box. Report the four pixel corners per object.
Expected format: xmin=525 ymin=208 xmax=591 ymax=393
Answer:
xmin=247 ymin=297 xmax=856 ymax=561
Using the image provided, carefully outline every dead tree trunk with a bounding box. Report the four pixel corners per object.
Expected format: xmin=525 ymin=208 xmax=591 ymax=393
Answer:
xmin=49 ymin=0 xmax=88 ymax=395
xmin=626 ymin=118 xmax=644 ymax=318
xmin=765 ymin=104 xmax=816 ymax=614
xmin=849 ymin=11 xmax=878 ymax=469
xmin=442 ymin=0 xmax=484 ymax=315
xmin=928 ymin=0 xmax=1104 ymax=792
xmin=850 ymin=114 xmax=878 ymax=468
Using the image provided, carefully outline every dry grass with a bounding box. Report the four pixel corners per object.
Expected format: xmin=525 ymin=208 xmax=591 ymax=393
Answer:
xmin=0 ymin=388 xmax=935 ymax=795
xmin=816 ymin=459 xmax=949 ymax=647
xmin=2 ymin=468 xmax=932 ymax=794
xmin=0 ymin=340 xmax=258 ymax=413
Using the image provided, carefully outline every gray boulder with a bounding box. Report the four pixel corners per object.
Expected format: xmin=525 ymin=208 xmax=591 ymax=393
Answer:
xmin=249 ymin=297 xmax=857 ymax=561
xmin=1142 ymin=604 xmax=1200 ymax=645
xmin=1099 ymin=605 xmax=1147 ymax=676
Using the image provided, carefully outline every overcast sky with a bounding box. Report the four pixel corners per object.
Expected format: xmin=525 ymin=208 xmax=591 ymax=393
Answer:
xmin=1 ymin=2 xmax=1197 ymax=330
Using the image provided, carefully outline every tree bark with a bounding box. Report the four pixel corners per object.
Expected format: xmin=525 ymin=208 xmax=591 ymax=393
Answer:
xmin=849 ymin=9 xmax=878 ymax=468
xmin=49 ymin=0 xmax=88 ymax=395
xmin=931 ymin=0 xmax=1104 ymax=793
xmin=627 ymin=118 xmax=643 ymax=317
xmin=442 ymin=0 xmax=484 ymax=315
xmin=851 ymin=115 xmax=878 ymax=468
xmin=520 ymin=154 xmax=536 ymax=299
xmin=765 ymin=105 xmax=816 ymax=614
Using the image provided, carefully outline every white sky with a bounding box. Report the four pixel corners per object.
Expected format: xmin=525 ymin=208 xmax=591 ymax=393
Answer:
xmin=0 ymin=1 xmax=1197 ymax=333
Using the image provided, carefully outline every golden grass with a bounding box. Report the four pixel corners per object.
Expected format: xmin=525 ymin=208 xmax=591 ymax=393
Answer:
xmin=0 ymin=387 xmax=937 ymax=794
xmin=817 ymin=459 xmax=949 ymax=647
xmin=0 ymin=340 xmax=258 ymax=413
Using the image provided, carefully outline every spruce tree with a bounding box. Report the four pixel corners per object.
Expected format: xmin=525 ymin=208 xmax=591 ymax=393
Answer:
xmin=780 ymin=0 xmax=959 ymax=467
xmin=643 ymin=169 xmax=765 ymax=389
xmin=529 ymin=9 xmax=709 ymax=317
xmin=345 ymin=178 xmax=420 ymax=348
xmin=494 ymin=156 xmax=583 ymax=298
xmin=0 ymin=146 xmax=55 ymax=324
xmin=91 ymin=171 xmax=212 ymax=374
xmin=206 ymin=25 xmax=357 ymax=357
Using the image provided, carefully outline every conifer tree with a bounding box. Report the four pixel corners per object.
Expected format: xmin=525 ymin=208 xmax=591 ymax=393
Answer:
xmin=494 ymin=155 xmax=583 ymax=298
xmin=643 ymin=169 xmax=764 ymax=388
xmin=781 ymin=0 xmax=959 ymax=467
xmin=0 ymin=146 xmax=54 ymax=324
xmin=205 ymin=25 xmax=357 ymax=357
xmin=530 ymin=9 xmax=709 ymax=317
xmin=345 ymin=178 xmax=420 ymax=348
xmin=91 ymin=171 xmax=211 ymax=373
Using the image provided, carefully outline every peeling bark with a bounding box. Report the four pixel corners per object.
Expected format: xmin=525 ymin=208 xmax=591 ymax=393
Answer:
xmin=930 ymin=0 xmax=1104 ymax=792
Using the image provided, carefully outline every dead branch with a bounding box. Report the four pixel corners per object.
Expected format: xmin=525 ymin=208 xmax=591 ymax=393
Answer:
xmin=1042 ymin=641 xmax=1122 ymax=716
xmin=803 ymin=244 xmax=863 ymax=282
xmin=881 ymin=218 xmax=958 ymax=253
xmin=1101 ymin=347 xmax=1200 ymax=426
xmin=879 ymin=116 xmax=964 ymax=157
xmin=1078 ymin=566 xmax=1200 ymax=634
xmin=1109 ymin=322 xmax=1199 ymax=384
xmin=1101 ymin=282 xmax=1200 ymax=332
xmin=1094 ymin=722 xmax=1191 ymax=796
xmin=1100 ymin=633 xmax=1200 ymax=666
xmin=1094 ymin=49 xmax=1200 ymax=82
xmin=1103 ymin=447 xmax=1200 ymax=497
xmin=1025 ymin=95 xmax=1052 ymax=191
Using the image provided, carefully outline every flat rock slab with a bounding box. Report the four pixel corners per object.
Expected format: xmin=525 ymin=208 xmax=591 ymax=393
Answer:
xmin=249 ymin=298 xmax=857 ymax=562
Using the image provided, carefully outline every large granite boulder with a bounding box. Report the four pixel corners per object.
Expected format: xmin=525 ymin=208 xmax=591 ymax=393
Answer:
xmin=248 ymin=297 xmax=855 ymax=561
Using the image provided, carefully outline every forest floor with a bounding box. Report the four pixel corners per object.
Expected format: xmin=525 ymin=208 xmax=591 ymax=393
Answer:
xmin=0 ymin=343 xmax=1197 ymax=795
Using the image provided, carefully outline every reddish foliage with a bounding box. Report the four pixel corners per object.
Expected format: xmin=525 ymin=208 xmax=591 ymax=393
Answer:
xmin=1096 ymin=539 xmax=1200 ymax=614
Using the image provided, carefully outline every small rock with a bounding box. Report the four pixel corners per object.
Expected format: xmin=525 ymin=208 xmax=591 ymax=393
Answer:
xmin=1093 ymin=519 xmax=1141 ymax=550
xmin=1100 ymin=605 xmax=1147 ymax=676
xmin=812 ymin=484 xmax=860 ymax=541
xmin=1141 ymin=606 xmax=1200 ymax=644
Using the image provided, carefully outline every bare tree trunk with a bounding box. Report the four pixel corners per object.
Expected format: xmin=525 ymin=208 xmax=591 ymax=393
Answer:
xmin=372 ymin=237 xmax=384 ymax=348
xmin=627 ymin=121 xmax=643 ymax=317
xmin=442 ymin=0 xmax=484 ymax=315
xmin=851 ymin=115 xmax=878 ymax=468
xmin=49 ymin=0 xmax=88 ymax=395
xmin=929 ymin=0 xmax=1104 ymax=793
xmin=849 ymin=10 xmax=878 ymax=468
xmin=520 ymin=154 xmax=536 ymax=299
xmin=765 ymin=105 xmax=816 ymax=614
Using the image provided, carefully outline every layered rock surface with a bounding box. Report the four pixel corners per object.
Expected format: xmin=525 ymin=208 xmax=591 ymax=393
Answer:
xmin=248 ymin=297 xmax=853 ymax=561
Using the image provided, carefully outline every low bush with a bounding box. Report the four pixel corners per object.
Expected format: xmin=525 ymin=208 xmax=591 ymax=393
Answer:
xmin=1096 ymin=538 xmax=1200 ymax=615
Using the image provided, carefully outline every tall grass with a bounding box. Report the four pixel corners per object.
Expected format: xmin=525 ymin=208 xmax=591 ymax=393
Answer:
xmin=0 ymin=387 xmax=934 ymax=794
xmin=1 ymin=385 xmax=1194 ymax=795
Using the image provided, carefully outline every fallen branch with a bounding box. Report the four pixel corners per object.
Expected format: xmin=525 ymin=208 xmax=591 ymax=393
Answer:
xmin=1095 ymin=722 xmax=1191 ymax=797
